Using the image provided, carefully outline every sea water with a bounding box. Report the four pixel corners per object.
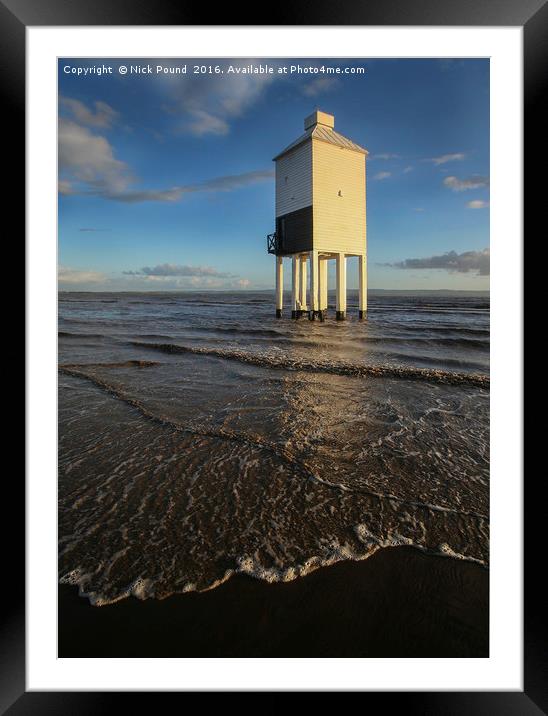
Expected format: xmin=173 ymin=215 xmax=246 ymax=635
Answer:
xmin=58 ymin=290 xmax=489 ymax=605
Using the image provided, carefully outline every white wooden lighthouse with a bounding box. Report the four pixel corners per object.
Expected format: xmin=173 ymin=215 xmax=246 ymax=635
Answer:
xmin=267 ymin=110 xmax=368 ymax=320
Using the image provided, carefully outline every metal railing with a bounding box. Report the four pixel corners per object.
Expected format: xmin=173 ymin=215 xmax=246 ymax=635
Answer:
xmin=267 ymin=232 xmax=280 ymax=254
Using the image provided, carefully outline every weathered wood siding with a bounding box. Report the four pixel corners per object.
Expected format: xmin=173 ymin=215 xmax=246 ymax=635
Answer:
xmin=275 ymin=141 xmax=313 ymax=218
xmin=311 ymin=140 xmax=366 ymax=255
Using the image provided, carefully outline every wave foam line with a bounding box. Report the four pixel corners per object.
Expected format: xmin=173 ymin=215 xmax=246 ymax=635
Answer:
xmin=59 ymin=365 xmax=488 ymax=521
xmin=61 ymin=360 xmax=160 ymax=369
xmin=131 ymin=342 xmax=489 ymax=388
xmin=61 ymin=538 xmax=487 ymax=606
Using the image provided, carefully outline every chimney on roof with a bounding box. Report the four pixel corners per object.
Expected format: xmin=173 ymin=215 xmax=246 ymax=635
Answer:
xmin=304 ymin=110 xmax=335 ymax=131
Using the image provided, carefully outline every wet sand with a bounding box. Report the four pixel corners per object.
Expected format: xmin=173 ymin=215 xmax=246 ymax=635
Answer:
xmin=58 ymin=546 xmax=488 ymax=658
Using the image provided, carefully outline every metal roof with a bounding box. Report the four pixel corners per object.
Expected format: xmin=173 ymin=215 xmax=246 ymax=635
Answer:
xmin=273 ymin=124 xmax=368 ymax=160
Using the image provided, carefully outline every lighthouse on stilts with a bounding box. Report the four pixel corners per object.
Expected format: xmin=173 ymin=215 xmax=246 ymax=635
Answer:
xmin=267 ymin=111 xmax=368 ymax=320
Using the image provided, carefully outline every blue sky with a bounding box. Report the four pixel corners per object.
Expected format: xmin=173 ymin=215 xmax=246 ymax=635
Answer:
xmin=58 ymin=58 xmax=489 ymax=291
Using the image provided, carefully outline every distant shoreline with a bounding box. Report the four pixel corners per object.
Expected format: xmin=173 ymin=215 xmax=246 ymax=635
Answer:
xmin=58 ymin=288 xmax=490 ymax=295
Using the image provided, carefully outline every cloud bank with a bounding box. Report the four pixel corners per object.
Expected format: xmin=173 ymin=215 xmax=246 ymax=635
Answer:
xmin=385 ymin=248 xmax=490 ymax=276
xmin=123 ymin=264 xmax=235 ymax=278
xmin=443 ymin=175 xmax=490 ymax=192
xmin=58 ymin=265 xmax=106 ymax=284
xmin=59 ymin=265 xmax=252 ymax=291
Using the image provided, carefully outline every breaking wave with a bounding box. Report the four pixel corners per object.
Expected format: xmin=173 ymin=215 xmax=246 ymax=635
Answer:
xmin=131 ymin=342 xmax=489 ymax=388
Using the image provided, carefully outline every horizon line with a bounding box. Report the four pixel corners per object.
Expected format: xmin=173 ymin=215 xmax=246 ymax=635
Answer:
xmin=58 ymin=287 xmax=490 ymax=294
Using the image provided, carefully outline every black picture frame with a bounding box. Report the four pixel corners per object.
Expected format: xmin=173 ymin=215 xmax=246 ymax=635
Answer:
xmin=10 ymin=0 xmax=538 ymax=709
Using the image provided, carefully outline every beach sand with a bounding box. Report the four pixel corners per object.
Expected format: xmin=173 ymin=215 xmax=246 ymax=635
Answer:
xmin=58 ymin=546 xmax=488 ymax=658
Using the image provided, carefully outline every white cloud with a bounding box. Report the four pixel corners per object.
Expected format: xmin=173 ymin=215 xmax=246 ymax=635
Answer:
xmin=185 ymin=110 xmax=229 ymax=137
xmin=443 ymin=175 xmax=490 ymax=192
xmin=58 ymin=179 xmax=74 ymax=195
xmin=426 ymin=152 xmax=466 ymax=165
xmin=58 ymin=265 xmax=106 ymax=285
xmin=60 ymin=96 xmax=119 ymax=128
xmin=103 ymin=169 xmax=274 ymax=204
xmin=170 ymin=60 xmax=278 ymax=136
xmin=301 ymin=77 xmax=340 ymax=97
xmin=370 ymin=153 xmax=400 ymax=161
xmin=373 ymin=171 xmax=391 ymax=180
xmin=189 ymin=169 xmax=274 ymax=193
xmin=58 ymin=118 xmax=133 ymax=195
xmin=467 ymin=200 xmax=490 ymax=209
xmin=403 ymin=165 xmax=413 ymax=173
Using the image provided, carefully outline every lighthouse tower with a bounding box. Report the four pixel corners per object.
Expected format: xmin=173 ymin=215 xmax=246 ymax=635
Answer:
xmin=267 ymin=111 xmax=368 ymax=320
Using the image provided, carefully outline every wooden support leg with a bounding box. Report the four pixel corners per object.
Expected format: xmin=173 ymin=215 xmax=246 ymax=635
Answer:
xmin=291 ymin=255 xmax=300 ymax=318
xmin=275 ymin=256 xmax=283 ymax=318
xmin=358 ymin=253 xmax=367 ymax=319
xmin=299 ymin=256 xmax=308 ymax=312
xmin=309 ymin=250 xmax=319 ymax=320
xmin=319 ymin=258 xmax=328 ymax=320
xmin=336 ymin=253 xmax=346 ymax=320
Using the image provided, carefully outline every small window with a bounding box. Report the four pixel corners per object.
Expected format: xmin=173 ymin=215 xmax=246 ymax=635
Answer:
xmin=338 ymin=190 xmax=343 ymax=197
xmin=284 ymin=176 xmax=289 ymax=184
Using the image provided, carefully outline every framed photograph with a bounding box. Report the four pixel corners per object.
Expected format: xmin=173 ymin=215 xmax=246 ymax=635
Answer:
xmin=13 ymin=0 xmax=538 ymax=707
